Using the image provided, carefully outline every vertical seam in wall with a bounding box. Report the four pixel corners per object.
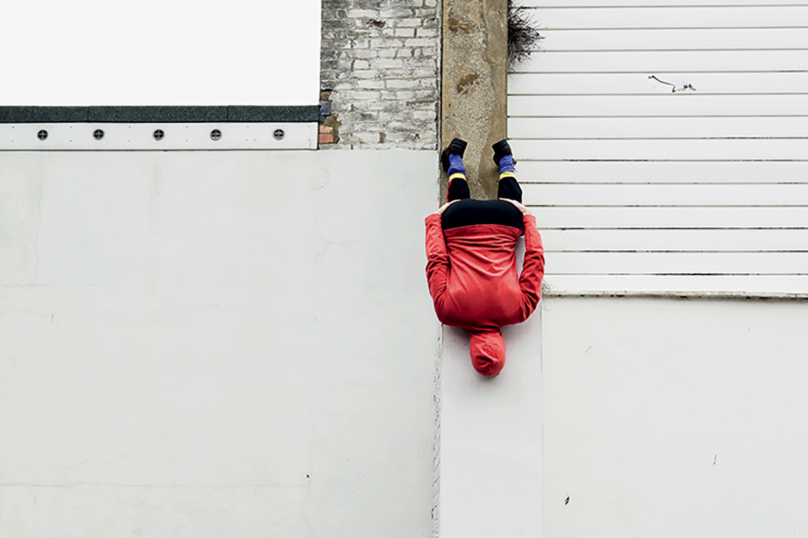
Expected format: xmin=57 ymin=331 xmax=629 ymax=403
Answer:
xmin=432 ymin=5 xmax=445 ymax=534
xmin=436 ymin=0 xmax=444 ymax=205
xmin=540 ymin=300 xmax=546 ymax=536
xmin=431 ymin=322 xmax=443 ymax=538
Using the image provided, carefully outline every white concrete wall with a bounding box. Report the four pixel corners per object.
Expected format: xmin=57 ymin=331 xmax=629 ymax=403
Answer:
xmin=542 ymin=296 xmax=808 ymax=537
xmin=0 ymin=150 xmax=438 ymax=537
xmin=439 ymin=319 xmax=542 ymax=538
xmin=439 ymin=245 xmax=543 ymax=538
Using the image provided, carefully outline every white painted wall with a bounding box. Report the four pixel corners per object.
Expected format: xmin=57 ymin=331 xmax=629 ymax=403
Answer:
xmin=439 ymin=316 xmax=543 ymax=538
xmin=0 ymin=150 xmax=438 ymax=537
xmin=508 ymin=5 xmax=808 ymax=530
xmin=437 ymin=237 xmax=544 ymax=537
xmin=542 ymin=296 xmax=808 ymax=537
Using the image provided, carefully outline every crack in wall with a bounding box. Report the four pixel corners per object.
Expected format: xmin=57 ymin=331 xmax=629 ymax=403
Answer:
xmin=431 ymin=323 xmax=443 ymax=538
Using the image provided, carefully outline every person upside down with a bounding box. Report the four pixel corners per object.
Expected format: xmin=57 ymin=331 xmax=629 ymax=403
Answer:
xmin=425 ymin=138 xmax=545 ymax=377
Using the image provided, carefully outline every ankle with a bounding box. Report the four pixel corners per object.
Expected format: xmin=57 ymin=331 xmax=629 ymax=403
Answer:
xmin=448 ymin=153 xmax=466 ymax=176
xmin=498 ymin=154 xmax=515 ymax=174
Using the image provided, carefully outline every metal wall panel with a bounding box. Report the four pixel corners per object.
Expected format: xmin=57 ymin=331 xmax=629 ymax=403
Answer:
xmin=508 ymin=2 xmax=808 ymax=295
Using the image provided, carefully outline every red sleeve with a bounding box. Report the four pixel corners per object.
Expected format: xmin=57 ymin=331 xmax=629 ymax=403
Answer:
xmin=425 ymin=214 xmax=449 ymax=311
xmin=518 ymin=214 xmax=545 ymax=322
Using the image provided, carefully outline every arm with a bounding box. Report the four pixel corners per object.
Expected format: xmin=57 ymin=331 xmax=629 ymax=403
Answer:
xmin=502 ymin=200 xmax=544 ymax=322
xmin=425 ymin=213 xmax=450 ymax=308
xmin=518 ymin=214 xmax=545 ymax=321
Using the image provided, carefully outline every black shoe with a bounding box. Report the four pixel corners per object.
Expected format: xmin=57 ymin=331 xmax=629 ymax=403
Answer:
xmin=492 ymin=139 xmax=513 ymax=165
xmin=441 ymin=138 xmax=468 ymax=173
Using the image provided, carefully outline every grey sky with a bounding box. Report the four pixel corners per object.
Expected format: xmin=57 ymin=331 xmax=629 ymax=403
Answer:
xmin=1 ymin=0 xmax=321 ymax=105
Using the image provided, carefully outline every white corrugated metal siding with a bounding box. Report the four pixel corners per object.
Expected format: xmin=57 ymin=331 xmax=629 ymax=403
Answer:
xmin=508 ymin=1 xmax=808 ymax=295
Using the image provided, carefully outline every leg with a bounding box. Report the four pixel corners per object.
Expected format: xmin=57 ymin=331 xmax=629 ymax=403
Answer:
xmin=442 ymin=138 xmax=470 ymax=202
xmin=496 ymin=152 xmax=522 ymax=202
xmin=446 ymin=153 xmax=471 ymax=202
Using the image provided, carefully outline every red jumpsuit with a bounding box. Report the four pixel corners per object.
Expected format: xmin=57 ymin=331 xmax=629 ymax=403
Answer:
xmin=425 ymin=212 xmax=545 ymax=376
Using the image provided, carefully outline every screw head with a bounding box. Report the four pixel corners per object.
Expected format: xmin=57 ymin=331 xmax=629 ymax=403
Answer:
xmin=93 ymin=129 xmax=105 ymax=141
xmin=37 ymin=129 xmax=48 ymax=141
xmin=153 ymin=129 xmax=165 ymax=141
xmin=210 ymin=129 xmax=222 ymax=141
xmin=273 ymin=129 xmax=285 ymax=141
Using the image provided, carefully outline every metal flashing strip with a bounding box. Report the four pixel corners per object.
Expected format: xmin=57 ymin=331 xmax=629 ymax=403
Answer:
xmin=0 ymin=106 xmax=320 ymax=150
xmin=0 ymin=123 xmax=318 ymax=151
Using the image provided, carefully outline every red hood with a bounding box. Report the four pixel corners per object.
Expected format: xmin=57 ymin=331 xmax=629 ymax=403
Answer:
xmin=469 ymin=328 xmax=506 ymax=377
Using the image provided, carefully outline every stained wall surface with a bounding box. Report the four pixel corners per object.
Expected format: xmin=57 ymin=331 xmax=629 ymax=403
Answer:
xmin=542 ymin=296 xmax=808 ymax=537
xmin=0 ymin=150 xmax=438 ymax=538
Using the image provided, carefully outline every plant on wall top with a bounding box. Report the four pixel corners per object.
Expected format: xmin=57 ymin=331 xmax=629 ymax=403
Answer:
xmin=508 ymin=0 xmax=542 ymax=69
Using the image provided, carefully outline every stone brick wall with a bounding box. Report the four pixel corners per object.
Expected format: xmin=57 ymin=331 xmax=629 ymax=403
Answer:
xmin=320 ymin=0 xmax=440 ymax=149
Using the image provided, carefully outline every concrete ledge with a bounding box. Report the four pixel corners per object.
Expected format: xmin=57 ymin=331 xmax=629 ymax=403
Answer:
xmin=441 ymin=0 xmax=508 ymax=200
xmin=543 ymin=290 xmax=808 ymax=301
